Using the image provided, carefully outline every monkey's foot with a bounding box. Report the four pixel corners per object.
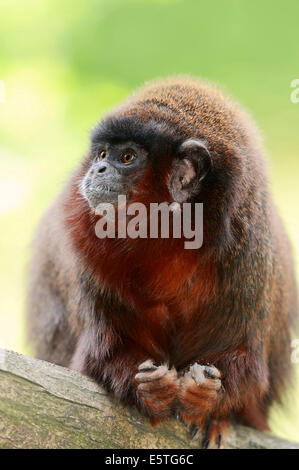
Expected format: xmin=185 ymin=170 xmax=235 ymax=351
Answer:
xmin=190 ymin=418 xmax=230 ymax=449
xmin=177 ymin=363 xmax=222 ymax=426
xmin=134 ymin=359 xmax=178 ymax=424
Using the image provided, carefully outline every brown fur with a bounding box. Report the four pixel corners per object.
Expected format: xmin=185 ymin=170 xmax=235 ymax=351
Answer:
xmin=27 ymin=78 xmax=298 ymax=447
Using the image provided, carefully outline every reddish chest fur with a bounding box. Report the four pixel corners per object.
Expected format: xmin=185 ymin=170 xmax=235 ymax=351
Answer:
xmin=105 ymin=245 xmax=217 ymax=365
xmin=65 ymin=187 xmax=218 ymax=365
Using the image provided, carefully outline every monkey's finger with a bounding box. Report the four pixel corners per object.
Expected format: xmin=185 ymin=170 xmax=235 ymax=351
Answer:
xmin=137 ymin=374 xmax=178 ymax=394
xmin=138 ymin=359 xmax=157 ymax=372
xmin=181 ymin=372 xmax=221 ymax=393
xmin=182 ymin=386 xmax=218 ymax=402
xmin=204 ymin=365 xmax=221 ymax=379
xmin=135 ymin=364 xmax=169 ymax=383
xmin=138 ymin=386 xmax=176 ymax=402
xmin=190 ymin=363 xmax=221 ymax=381
xmin=189 ymin=364 xmax=221 ymax=389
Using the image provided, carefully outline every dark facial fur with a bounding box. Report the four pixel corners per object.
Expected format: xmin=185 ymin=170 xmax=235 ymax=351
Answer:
xmin=80 ymin=136 xmax=212 ymax=211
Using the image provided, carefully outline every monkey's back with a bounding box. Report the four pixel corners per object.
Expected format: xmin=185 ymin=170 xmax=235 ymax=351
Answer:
xmin=26 ymin=189 xmax=80 ymax=366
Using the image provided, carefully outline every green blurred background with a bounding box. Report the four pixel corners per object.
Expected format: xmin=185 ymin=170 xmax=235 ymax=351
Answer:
xmin=0 ymin=0 xmax=298 ymax=442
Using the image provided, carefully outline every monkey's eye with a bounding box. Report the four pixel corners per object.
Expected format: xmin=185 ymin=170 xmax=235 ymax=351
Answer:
xmin=98 ymin=150 xmax=107 ymax=161
xmin=121 ymin=151 xmax=136 ymax=164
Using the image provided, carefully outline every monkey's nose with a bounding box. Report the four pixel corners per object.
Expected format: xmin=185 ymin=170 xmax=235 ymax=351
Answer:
xmin=97 ymin=165 xmax=107 ymax=174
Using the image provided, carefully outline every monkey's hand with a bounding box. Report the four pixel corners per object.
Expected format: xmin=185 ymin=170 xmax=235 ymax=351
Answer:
xmin=134 ymin=359 xmax=179 ymax=424
xmin=177 ymin=363 xmax=222 ymax=438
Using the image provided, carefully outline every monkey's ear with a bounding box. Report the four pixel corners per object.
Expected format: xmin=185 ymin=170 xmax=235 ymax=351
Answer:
xmin=169 ymin=139 xmax=212 ymax=203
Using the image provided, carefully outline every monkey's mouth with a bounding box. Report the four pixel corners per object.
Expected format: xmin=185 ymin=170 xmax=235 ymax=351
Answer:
xmin=80 ymin=181 xmax=120 ymax=208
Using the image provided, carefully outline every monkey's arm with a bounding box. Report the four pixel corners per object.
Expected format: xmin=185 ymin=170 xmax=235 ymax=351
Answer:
xmin=177 ymin=347 xmax=269 ymax=428
xmin=70 ymin=327 xmax=178 ymax=424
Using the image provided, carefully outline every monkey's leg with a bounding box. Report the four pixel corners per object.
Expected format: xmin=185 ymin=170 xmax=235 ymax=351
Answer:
xmin=190 ymin=418 xmax=230 ymax=449
xmin=237 ymin=395 xmax=270 ymax=431
xmin=134 ymin=359 xmax=179 ymax=425
xmin=27 ymin=281 xmax=76 ymax=367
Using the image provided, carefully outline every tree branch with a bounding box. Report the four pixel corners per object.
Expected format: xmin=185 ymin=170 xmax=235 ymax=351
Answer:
xmin=0 ymin=349 xmax=298 ymax=449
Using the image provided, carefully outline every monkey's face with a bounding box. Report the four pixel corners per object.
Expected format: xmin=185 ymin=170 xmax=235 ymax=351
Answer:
xmin=80 ymin=141 xmax=149 ymax=209
xmin=80 ymin=117 xmax=212 ymax=211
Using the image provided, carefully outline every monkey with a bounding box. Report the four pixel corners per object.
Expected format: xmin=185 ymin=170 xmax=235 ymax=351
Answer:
xmin=27 ymin=77 xmax=298 ymax=448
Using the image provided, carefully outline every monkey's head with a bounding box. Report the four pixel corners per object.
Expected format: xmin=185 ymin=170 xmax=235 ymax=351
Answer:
xmin=79 ymin=116 xmax=212 ymax=211
xmin=74 ymin=78 xmax=261 ymax=254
